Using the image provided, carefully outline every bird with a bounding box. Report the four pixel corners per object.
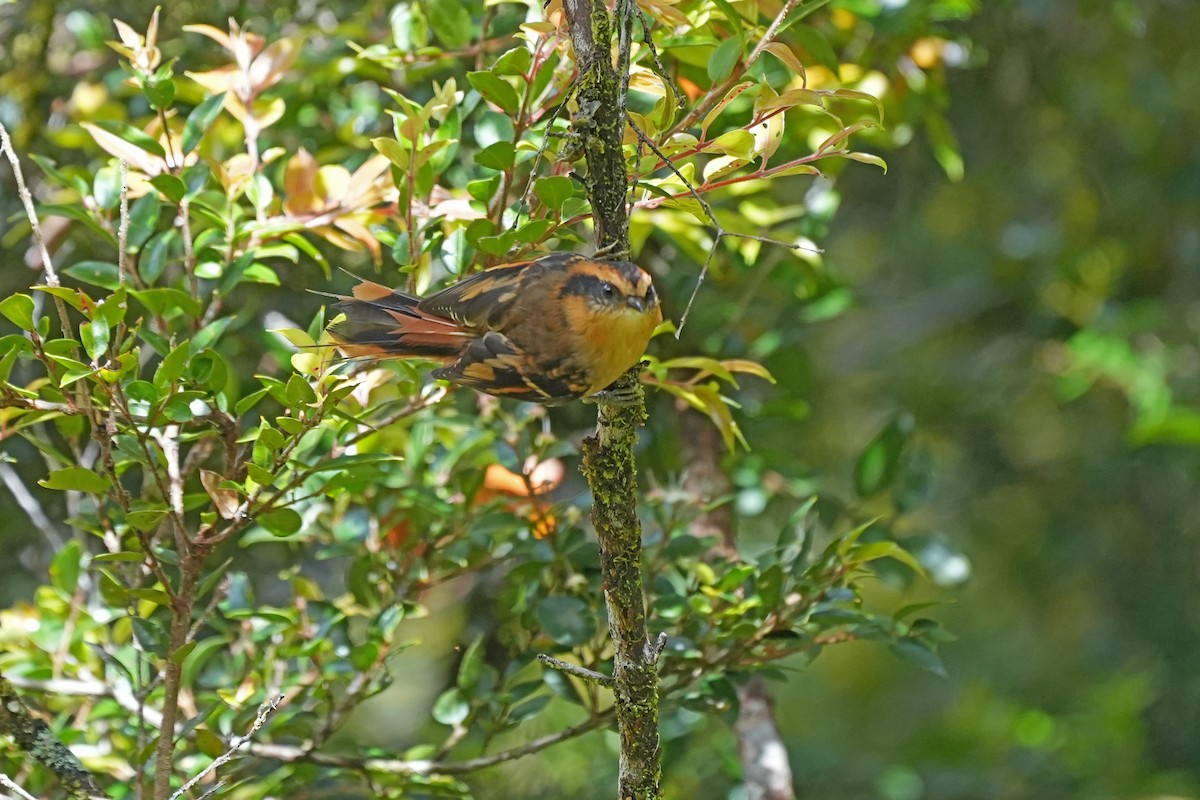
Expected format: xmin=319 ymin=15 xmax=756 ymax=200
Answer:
xmin=326 ymin=252 xmax=663 ymax=405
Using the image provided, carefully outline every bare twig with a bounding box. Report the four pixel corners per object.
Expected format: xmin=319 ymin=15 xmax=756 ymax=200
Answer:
xmin=0 ymin=121 xmax=73 ymax=340
xmin=247 ymin=710 xmax=613 ymax=775
xmin=538 ymin=654 xmax=614 ymax=687
xmin=167 ymin=695 xmax=285 ymax=800
xmin=0 ymin=774 xmax=39 ymax=800
xmin=0 ymin=123 xmax=58 ymax=287
xmin=670 ymin=0 xmax=805 ymax=135
xmin=624 ymin=116 xmax=801 ymax=335
xmin=0 ymin=461 xmax=67 ymax=549
xmin=117 ymin=160 xmax=129 ymax=288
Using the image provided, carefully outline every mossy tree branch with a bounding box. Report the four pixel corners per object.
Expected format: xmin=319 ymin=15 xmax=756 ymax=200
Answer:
xmin=563 ymin=0 xmax=662 ymax=797
xmin=0 ymin=674 xmax=107 ymax=799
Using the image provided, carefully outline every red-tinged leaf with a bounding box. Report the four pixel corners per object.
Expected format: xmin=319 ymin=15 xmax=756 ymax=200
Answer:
xmin=703 ymin=155 xmax=748 ymax=183
xmin=764 ymin=42 xmax=806 ymax=79
xmin=844 ymin=151 xmax=888 ymax=172
xmin=659 ymin=356 xmax=736 ymax=384
xmin=827 ymin=87 xmax=886 ymax=123
xmin=248 ymin=39 xmax=298 ymax=91
xmin=81 ymin=122 xmax=163 ymax=175
xmin=817 ymin=120 xmax=878 ymax=154
xmin=700 ymin=81 xmax=753 ymax=136
xmin=720 ymin=359 xmax=776 ymax=383
xmin=702 ymin=129 xmax=755 ymax=160
xmin=182 ymin=24 xmax=234 ymax=51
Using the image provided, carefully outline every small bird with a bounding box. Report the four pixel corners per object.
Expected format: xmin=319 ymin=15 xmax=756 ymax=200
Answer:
xmin=327 ymin=253 xmax=663 ymax=405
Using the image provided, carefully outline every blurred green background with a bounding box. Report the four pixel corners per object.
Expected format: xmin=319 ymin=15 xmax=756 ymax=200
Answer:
xmin=3 ymin=1 xmax=1199 ymax=797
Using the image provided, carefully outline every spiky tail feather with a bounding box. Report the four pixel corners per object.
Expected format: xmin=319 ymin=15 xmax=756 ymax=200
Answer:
xmin=326 ymin=279 xmax=471 ymax=361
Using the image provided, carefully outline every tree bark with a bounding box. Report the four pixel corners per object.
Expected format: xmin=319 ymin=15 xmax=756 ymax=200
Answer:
xmin=563 ymin=0 xmax=661 ymax=797
xmin=680 ymin=409 xmax=796 ymax=800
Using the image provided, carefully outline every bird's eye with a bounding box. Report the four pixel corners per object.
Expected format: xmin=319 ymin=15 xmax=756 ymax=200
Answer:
xmin=600 ymin=282 xmax=616 ymax=299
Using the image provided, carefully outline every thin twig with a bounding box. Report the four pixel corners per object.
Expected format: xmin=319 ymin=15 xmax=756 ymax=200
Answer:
xmin=0 ymin=461 xmax=67 ymax=549
xmin=0 ymin=774 xmax=39 ymax=800
xmin=0 ymin=121 xmax=73 ymax=341
xmin=670 ymin=0 xmax=804 ymax=135
xmin=0 ymin=123 xmax=58 ymax=288
xmin=149 ymin=425 xmax=188 ymax=550
xmin=633 ymin=3 xmax=684 ymax=105
xmin=247 ymin=710 xmax=614 ymax=775
xmin=538 ymin=653 xmax=614 ymax=687
xmin=625 ymin=116 xmax=800 ymax=335
xmin=508 ymin=82 xmax=578 ymax=234
xmin=117 ymin=160 xmax=129 ymax=288
xmin=167 ymin=695 xmax=284 ymax=800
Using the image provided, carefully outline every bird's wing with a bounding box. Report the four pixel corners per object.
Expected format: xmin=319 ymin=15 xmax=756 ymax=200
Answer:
xmin=416 ymin=262 xmax=533 ymax=329
xmin=431 ymin=331 xmax=578 ymax=404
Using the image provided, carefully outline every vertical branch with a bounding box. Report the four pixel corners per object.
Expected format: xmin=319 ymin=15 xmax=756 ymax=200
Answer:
xmin=581 ymin=393 xmax=663 ymax=800
xmin=564 ymin=0 xmax=662 ymax=797
xmin=563 ymin=0 xmax=629 ymax=255
xmin=680 ymin=410 xmax=796 ymax=800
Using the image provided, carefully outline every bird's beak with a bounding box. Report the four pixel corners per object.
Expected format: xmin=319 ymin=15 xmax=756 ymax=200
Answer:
xmin=626 ymin=296 xmax=646 ymax=312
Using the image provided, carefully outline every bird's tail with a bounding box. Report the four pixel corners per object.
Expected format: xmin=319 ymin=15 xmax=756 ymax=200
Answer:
xmin=326 ymin=279 xmax=470 ymax=361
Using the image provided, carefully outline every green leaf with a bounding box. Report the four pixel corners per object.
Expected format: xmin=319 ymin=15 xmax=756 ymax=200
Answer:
xmin=0 ymin=294 xmax=35 ymax=331
xmin=259 ymin=508 xmax=303 ymax=537
xmin=143 ymin=76 xmax=177 ymax=110
xmin=456 ymin=635 xmax=486 ymax=691
xmin=475 ymin=141 xmax=515 ymax=171
xmin=33 ymin=285 xmax=85 ymax=311
xmin=182 ymin=92 xmax=226 ymax=156
xmin=40 ymin=467 xmax=110 ymax=494
xmin=150 ymin=174 xmax=186 ymax=204
xmin=426 ymin=0 xmax=474 ymax=48
xmin=708 ymin=37 xmax=743 ymax=83
xmin=851 ymin=541 xmax=929 ymax=579
xmin=536 ymin=597 xmax=593 ymax=646
xmin=854 ymin=413 xmax=914 ymax=496
xmin=493 ymin=47 xmax=532 ymax=76
xmin=154 ymin=342 xmax=190 ymax=387
xmin=373 ymin=136 xmax=410 ymax=169
xmin=710 ymin=0 xmax=746 ymax=44
xmin=127 ymin=508 xmax=167 ymax=530
xmin=467 ymin=71 xmax=520 ymax=115
xmin=132 ymin=617 xmax=169 ymax=656
xmin=81 ymin=318 xmax=110 ymax=362
xmin=245 ymin=463 xmax=276 ymax=487
xmin=432 ymin=687 xmax=471 ymax=726
xmin=285 ymin=373 xmax=317 ymax=406
xmin=131 ymin=288 xmax=202 ymax=318
xmin=515 ymin=219 xmax=554 ymax=244
xmin=533 ymin=175 xmax=576 ymax=214
xmin=63 ymin=260 xmax=121 ymax=290
xmin=50 ymin=540 xmax=83 ymax=595
xmin=704 ymin=130 xmax=756 ymax=160
xmin=351 ymin=641 xmax=379 ymax=671
xmin=890 ymin=638 xmax=948 ymax=678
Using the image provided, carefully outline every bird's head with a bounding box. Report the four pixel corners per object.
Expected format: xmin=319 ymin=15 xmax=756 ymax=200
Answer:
xmin=560 ymin=258 xmax=663 ymax=326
